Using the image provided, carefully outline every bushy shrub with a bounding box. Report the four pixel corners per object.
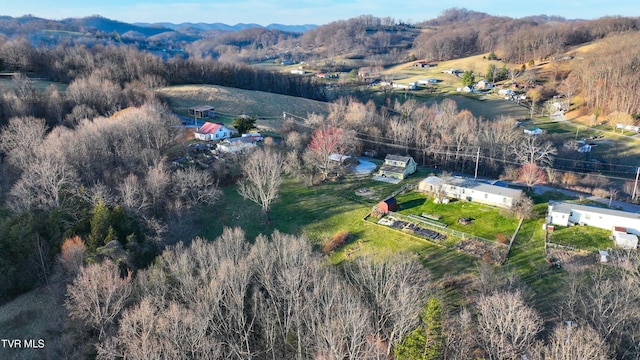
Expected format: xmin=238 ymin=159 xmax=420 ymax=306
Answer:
xmin=323 ymin=230 xmax=350 ymax=254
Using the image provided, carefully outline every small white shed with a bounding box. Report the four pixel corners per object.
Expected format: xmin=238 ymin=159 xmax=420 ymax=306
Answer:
xmin=613 ymin=229 xmax=638 ymax=249
xmin=598 ymin=250 xmax=609 ymax=263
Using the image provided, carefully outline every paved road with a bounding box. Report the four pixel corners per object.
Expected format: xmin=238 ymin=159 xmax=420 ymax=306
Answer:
xmin=530 ymin=183 xmax=640 ymax=213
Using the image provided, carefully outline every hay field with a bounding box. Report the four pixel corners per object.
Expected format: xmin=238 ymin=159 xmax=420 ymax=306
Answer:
xmin=156 ymin=84 xmax=331 ymax=119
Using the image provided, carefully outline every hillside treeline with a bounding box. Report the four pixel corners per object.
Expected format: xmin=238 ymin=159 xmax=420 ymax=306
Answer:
xmin=571 ymin=31 xmax=640 ymax=115
xmin=0 ymin=39 xmax=328 ymax=124
xmin=415 ymin=8 xmax=640 ymax=63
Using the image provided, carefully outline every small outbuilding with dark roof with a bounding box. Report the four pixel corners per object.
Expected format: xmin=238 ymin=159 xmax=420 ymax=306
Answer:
xmin=378 ymin=197 xmax=398 ymax=214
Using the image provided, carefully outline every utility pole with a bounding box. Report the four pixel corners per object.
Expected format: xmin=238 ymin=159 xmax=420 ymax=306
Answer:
xmin=474 ymin=147 xmax=480 ymax=179
xmin=633 ymin=166 xmax=640 ymax=201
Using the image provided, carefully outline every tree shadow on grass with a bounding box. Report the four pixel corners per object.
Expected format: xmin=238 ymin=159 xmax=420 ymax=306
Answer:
xmin=399 ymin=197 xmax=426 ymax=210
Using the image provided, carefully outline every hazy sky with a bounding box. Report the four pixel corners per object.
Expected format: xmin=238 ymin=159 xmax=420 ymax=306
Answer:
xmin=3 ymin=0 xmax=639 ymax=25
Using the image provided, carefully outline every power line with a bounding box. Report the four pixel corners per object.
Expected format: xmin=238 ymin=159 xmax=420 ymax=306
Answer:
xmin=282 ymin=111 xmax=638 ymax=182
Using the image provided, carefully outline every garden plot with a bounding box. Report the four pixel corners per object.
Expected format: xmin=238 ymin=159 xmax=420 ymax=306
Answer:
xmin=378 ymin=216 xmax=447 ymax=242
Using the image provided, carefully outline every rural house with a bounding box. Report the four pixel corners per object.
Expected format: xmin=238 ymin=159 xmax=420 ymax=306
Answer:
xmin=194 ymin=122 xmax=231 ymax=141
xmin=216 ymin=134 xmax=263 ymax=153
xmin=524 ymin=127 xmax=543 ymax=135
xmin=418 ymin=176 xmax=523 ymax=209
xmin=547 ymin=201 xmax=640 ymax=248
xmin=377 ymin=155 xmax=417 ymax=180
xmin=188 ymin=105 xmax=215 ymax=119
xmin=475 ymin=80 xmax=493 ymax=89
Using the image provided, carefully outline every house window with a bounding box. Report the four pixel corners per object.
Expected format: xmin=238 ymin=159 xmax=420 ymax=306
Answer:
xmin=503 ymin=197 xmax=507 ymax=203
xmin=484 ymin=193 xmax=488 ymax=199
xmin=585 ymin=214 xmax=591 ymax=220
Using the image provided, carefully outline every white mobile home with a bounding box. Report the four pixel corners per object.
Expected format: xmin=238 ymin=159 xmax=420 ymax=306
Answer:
xmin=548 ymin=201 xmax=640 ymax=248
xmin=418 ymin=176 xmax=523 ymax=209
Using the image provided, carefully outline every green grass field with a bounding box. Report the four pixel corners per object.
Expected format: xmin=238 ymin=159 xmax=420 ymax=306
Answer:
xmin=548 ymin=225 xmax=612 ymax=251
xmin=394 ymin=192 xmax=520 ymax=241
xmin=198 ymin=173 xmax=480 ymax=278
xmin=156 ymin=84 xmax=331 ymax=119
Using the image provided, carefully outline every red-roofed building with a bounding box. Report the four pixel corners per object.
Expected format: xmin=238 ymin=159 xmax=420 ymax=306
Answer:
xmin=194 ymin=122 xmax=231 ymax=141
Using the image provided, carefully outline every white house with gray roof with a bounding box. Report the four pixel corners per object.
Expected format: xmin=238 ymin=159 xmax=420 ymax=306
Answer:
xmin=547 ymin=201 xmax=640 ymax=249
xmin=418 ymin=176 xmax=523 ymax=209
xmin=547 ymin=201 xmax=640 ymax=232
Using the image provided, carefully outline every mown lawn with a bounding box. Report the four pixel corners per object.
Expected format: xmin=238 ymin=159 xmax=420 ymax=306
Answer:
xmin=548 ymin=225 xmax=613 ymax=251
xmin=197 ymin=173 xmax=590 ymax=315
xmin=394 ymin=192 xmax=520 ymax=241
xmin=198 ymin=174 xmax=480 ymax=278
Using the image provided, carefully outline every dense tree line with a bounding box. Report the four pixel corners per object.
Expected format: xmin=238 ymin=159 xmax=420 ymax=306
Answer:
xmin=0 ymin=39 xmax=329 ymax=125
xmin=63 ymin=229 xmax=430 ymax=359
xmin=414 ymin=8 xmax=640 ymax=64
xmin=58 ymin=227 xmax=639 ymax=359
xmin=571 ymin=31 xmax=640 ymax=115
xmin=0 ymin=101 xmax=222 ymax=299
xmin=281 ymin=97 xmax=554 ymax=180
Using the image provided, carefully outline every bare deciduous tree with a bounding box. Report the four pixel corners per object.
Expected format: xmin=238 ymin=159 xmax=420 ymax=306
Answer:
xmin=238 ymin=147 xmax=284 ymax=221
xmin=347 ymin=255 xmax=430 ymax=356
xmin=514 ymin=135 xmax=557 ymax=167
xmin=531 ymin=322 xmax=610 ymax=360
xmin=518 ymin=162 xmax=547 ymax=188
xmin=0 ymin=116 xmax=47 ymax=170
xmin=65 ymin=259 xmax=133 ymax=341
xmin=171 ymin=167 xmax=220 ymax=209
xmin=304 ymin=125 xmax=357 ymax=181
xmin=145 ymin=162 xmax=170 ymax=215
xmin=563 ymin=266 xmax=640 ymax=357
xmin=476 ymin=291 xmax=542 ymax=360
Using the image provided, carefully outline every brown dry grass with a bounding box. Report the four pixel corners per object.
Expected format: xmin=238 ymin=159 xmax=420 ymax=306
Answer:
xmin=156 ymin=84 xmax=331 ymax=119
xmin=0 ymin=282 xmax=69 ymax=359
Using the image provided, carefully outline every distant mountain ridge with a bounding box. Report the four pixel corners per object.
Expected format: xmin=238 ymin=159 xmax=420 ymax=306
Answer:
xmin=0 ymin=14 xmax=316 ymax=38
xmin=136 ymin=22 xmax=317 ymax=33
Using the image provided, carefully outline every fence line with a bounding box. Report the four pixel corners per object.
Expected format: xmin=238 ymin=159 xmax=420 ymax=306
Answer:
xmin=546 ymin=242 xmax=591 ymax=253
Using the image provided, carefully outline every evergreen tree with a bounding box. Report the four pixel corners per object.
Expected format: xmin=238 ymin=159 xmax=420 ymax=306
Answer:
xmin=486 ymin=64 xmax=496 ymax=82
xmin=232 ymin=115 xmax=257 ymax=135
xmin=88 ymin=201 xmax=112 ymax=251
xmin=499 ymin=64 xmax=508 ymax=81
xmin=394 ymin=297 xmax=445 ymax=360
xmin=461 ymin=70 xmax=475 ymax=87
xmin=423 ymin=297 xmax=444 ymax=359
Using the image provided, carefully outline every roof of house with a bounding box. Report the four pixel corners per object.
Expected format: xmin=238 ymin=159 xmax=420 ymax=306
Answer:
xmin=380 ymin=197 xmax=397 ymax=205
xmin=197 ymin=122 xmax=223 ymax=134
xmin=420 ymin=176 xmax=522 ymax=198
xmin=549 ymin=201 xmax=640 ymax=220
xmin=189 ymin=105 xmax=215 ymax=111
xmin=379 ymin=164 xmax=408 ymax=174
xmin=385 ymin=154 xmax=414 ymax=164
xmin=226 ymin=136 xmax=259 ymax=144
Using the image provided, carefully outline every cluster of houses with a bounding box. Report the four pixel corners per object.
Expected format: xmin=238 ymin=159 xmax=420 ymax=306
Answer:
xmin=372 ymin=154 xmax=638 ymax=250
xmin=188 ymin=104 xmax=264 ymax=154
xmin=194 ymin=122 xmax=264 ymax=154
xmin=457 ymin=80 xmax=495 ymax=93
